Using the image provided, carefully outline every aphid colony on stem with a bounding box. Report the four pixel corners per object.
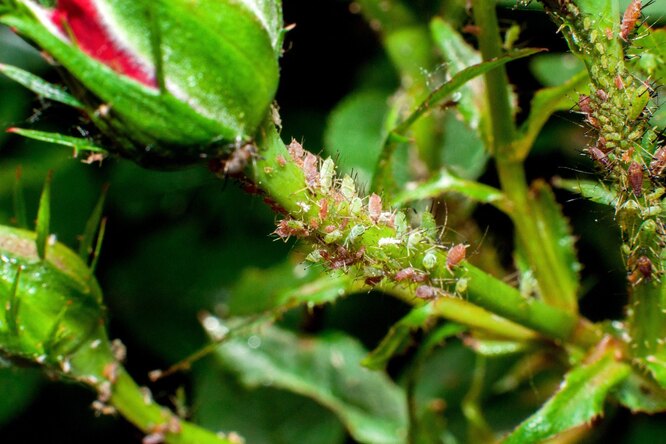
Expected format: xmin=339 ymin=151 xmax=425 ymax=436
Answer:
xmin=272 ymin=140 xmax=469 ymax=299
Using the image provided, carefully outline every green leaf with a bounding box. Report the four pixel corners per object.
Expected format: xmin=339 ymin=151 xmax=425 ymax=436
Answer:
xmin=630 ymin=26 xmax=666 ymax=81
xmin=7 ymin=128 xmax=108 ymax=156
xmin=614 ymin=370 xmax=666 ymax=414
xmin=228 ymin=260 xmax=355 ymax=316
xmin=362 ymin=305 xmax=437 ymax=370
xmin=194 ymin=361 xmax=345 ymax=444
xmin=392 ymin=168 xmax=509 ymax=212
xmin=372 ymin=47 xmax=542 ymax=191
xmin=213 ymin=322 xmax=408 ymax=444
xmin=12 ymin=166 xmax=27 ymax=229
xmin=503 ymin=349 xmax=630 ymax=444
xmin=324 ymin=90 xmax=390 ymax=190
xmin=514 ymin=69 xmax=589 ymax=160
xmin=0 ymin=63 xmax=83 ymax=108
xmin=430 ymin=18 xmax=490 ymax=146
xmin=78 ymin=185 xmax=108 ymax=263
xmin=35 ymin=171 xmax=51 ymax=260
xmin=392 ymin=47 xmax=543 ymax=136
xmin=526 ymin=180 xmax=581 ymax=309
xmin=530 ymin=53 xmax=585 ymax=87
xmin=0 ymin=366 xmax=42 ymax=427
xmin=553 ymin=177 xmax=618 ymax=207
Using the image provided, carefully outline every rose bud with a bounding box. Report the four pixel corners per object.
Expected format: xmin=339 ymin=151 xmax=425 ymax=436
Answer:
xmin=1 ymin=0 xmax=282 ymax=167
xmin=0 ymin=224 xmax=115 ymax=381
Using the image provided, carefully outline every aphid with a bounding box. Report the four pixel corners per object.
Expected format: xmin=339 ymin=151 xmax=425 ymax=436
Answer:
xmin=365 ymin=275 xmax=383 ymax=286
xmin=627 ymin=161 xmax=644 ymax=197
xmin=455 ymin=278 xmax=469 ymax=294
xmin=415 ymin=285 xmax=439 ymax=300
xmin=111 ymin=339 xmax=127 ymax=362
xmin=102 ymin=362 xmax=119 ymax=384
xmin=395 ymin=267 xmax=427 ymax=283
xmin=91 ymin=400 xmax=116 ymax=416
xmin=82 ymin=152 xmax=106 ymax=164
xmin=378 ymin=237 xmax=401 ymax=247
xmin=320 ymin=157 xmax=335 ymax=192
xmin=596 ymin=89 xmax=609 ymax=101
xmin=588 ymin=146 xmax=610 ymax=168
xmin=650 ymin=146 xmax=666 ymax=177
xmin=394 ymin=212 xmax=408 ymax=237
xmin=636 ymin=255 xmax=652 ymax=279
xmin=407 ymin=231 xmax=423 ymax=255
xmin=340 ymin=175 xmax=356 ymax=200
xmin=318 ymin=198 xmax=329 ymax=220
xmin=614 ymin=75 xmax=625 ymax=90
xmin=287 ymin=139 xmax=305 ymax=165
xmin=324 ymin=246 xmax=365 ymax=269
xmin=276 ymin=154 xmax=287 ymax=167
xmin=620 ymin=0 xmax=642 ymax=41
xmin=95 ymin=103 xmax=111 ymax=118
xmin=446 ymin=243 xmax=468 ymax=270
xmin=578 ymin=95 xmax=592 ymax=114
xmin=346 ymin=224 xmax=366 ymax=245
xmin=303 ymin=152 xmax=319 ymax=189
xmin=324 ymin=229 xmax=343 ymax=244
xmin=350 ymin=197 xmax=363 ymax=215
xmin=605 ymin=27 xmax=614 ymax=40
xmin=422 ymin=251 xmax=437 ymax=270
xmin=368 ymin=193 xmax=382 ymax=223
xmin=577 ymin=95 xmax=599 ymax=127
xmin=275 ymin=219 xmax=309 ymax=240
xmin=216 ymin=143 xmax=257 ymax=176
xmin=597 ymin=136 xmax=607 ymax=151
xmin=306 ymin=249 xmax=323 ymax=263
xmin=364 ymin=267 xmax=384 ymax=286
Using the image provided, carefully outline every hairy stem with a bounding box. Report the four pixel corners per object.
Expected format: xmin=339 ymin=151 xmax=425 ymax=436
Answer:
xmin=249 ymin=121 xmax=598 ymax=347
xmin=472 ymin=0 xmax=579 ymax=313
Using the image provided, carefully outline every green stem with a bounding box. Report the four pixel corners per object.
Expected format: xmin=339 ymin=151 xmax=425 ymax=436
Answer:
xmin=471 ymin=0 xmax=514 ymax=156
xmin=67 ymin=333 xmax=231 ymax=444
xmin=356 ymin=0 xmax=439 ymax=193
xmin=380 ymin=281 xmax=538 ymax=341
xmin=251 ymin=121 xmax=599 ymax=347
xmin=472 ymin=0 xmax=578 ymax=313
xmin=111 ymin=370 xmax=233 ymax=444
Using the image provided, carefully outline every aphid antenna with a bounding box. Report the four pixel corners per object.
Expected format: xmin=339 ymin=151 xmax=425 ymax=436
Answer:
xmin=557 ymin=164 xmax=597 ymax=176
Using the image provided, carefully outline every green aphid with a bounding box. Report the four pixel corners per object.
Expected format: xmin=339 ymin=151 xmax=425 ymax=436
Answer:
xmin=324 ymin=230 xmax=343 ymax=244
xmin=320 ymin=158 xmax=335 ymax=193
xmin=407 ymin=231 xmax=423 ymax=255
xmin=422 ymin=251 xmax=438 ymax=270
xmin=346 ymin=224 xmax=366 ymax=245
xmin=306 ymin=249 xmax=323 ymax=263
xmin=394 ymin=212 xmax=408 ymax=237
xmin=340 ymin=176 xmax=357 ymax=200
xmin=350 ymin=197 xmax=363 ymax=215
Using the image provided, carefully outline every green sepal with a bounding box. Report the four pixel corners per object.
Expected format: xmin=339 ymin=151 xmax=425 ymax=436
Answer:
xmin=0 ymin=225 xmax=105 ymax=367
xmin=2 ymin=0 xmax=282 ymax=167
xmin=7 ymin=128 xmax=108 ymax=156
xmin=0 ymin=63 xmax=83 ymax=108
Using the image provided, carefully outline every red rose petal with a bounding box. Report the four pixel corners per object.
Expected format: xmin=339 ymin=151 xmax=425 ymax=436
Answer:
xmin=52 ymin=0 xmax=156 ymax=87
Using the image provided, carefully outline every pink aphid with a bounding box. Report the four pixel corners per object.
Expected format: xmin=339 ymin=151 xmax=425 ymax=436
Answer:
xmin=415 ymin=285 xmax=439 ymax=300
xmin=620 ymin=0 xmax=642 ymax=41
xmin=368 ymin=193 xmax=382 ymax=223
xmin=395 ymin=267 xmax=427 ymax=283
xmin=627 ymin=162 xmax=644 ymax=197
xmin=446 ymin=243 xmax=468 ymax=269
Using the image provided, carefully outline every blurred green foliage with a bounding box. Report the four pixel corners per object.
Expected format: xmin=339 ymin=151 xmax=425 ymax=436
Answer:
xmin=0 ymin=0 xmax=665 ymax=443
